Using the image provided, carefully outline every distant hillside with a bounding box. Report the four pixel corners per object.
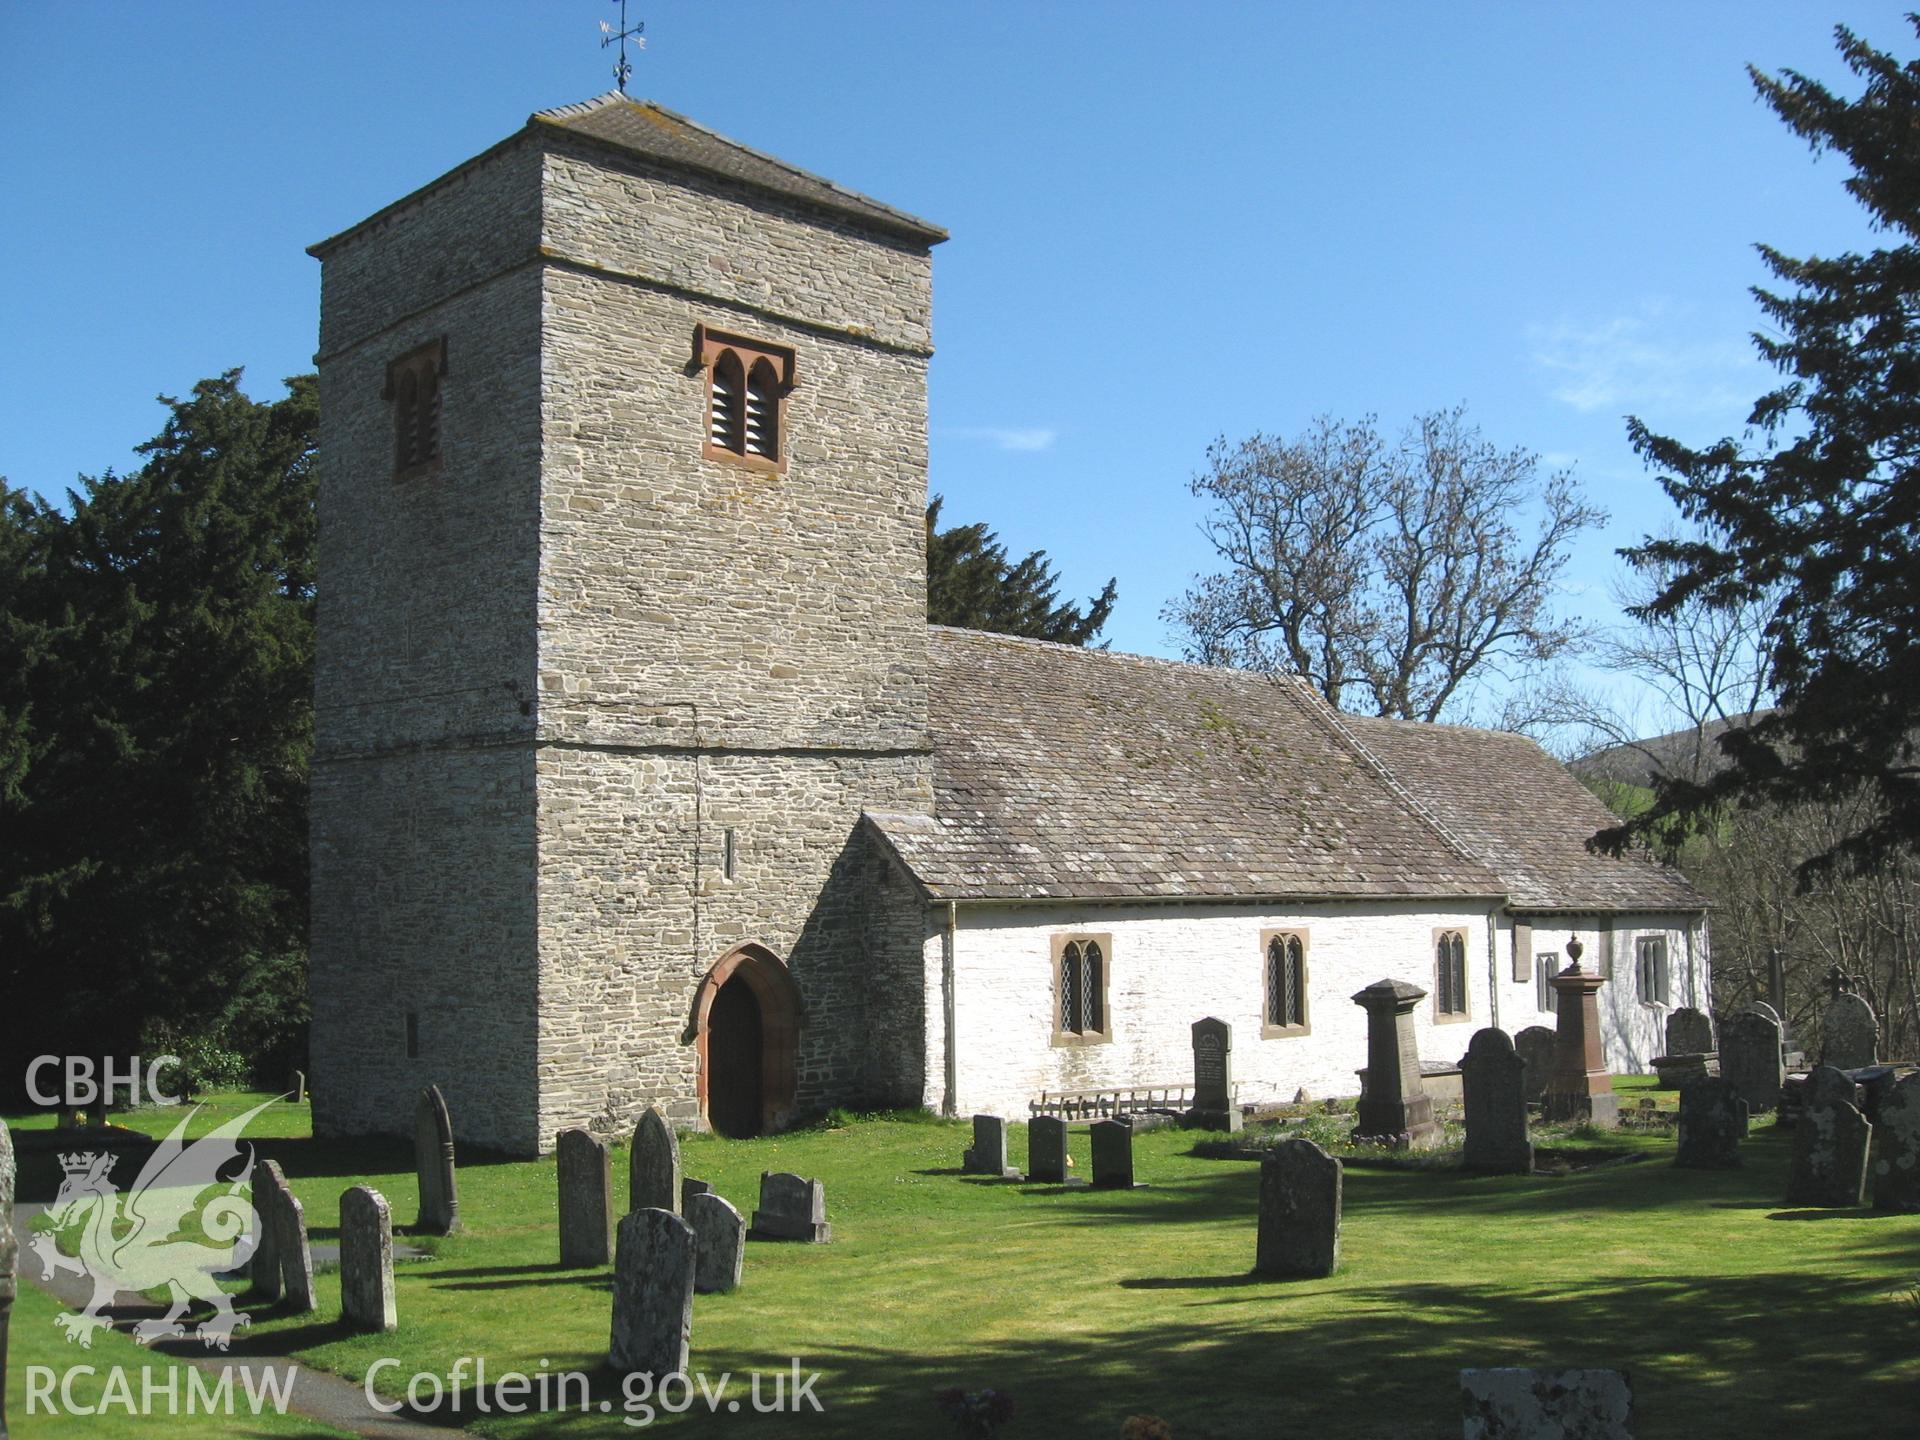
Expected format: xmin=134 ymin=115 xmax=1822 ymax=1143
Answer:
xmin=1570 ymin=711 xmax=1772 ymax=788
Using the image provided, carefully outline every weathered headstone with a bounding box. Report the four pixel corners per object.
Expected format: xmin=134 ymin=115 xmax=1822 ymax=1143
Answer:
xmin=687 ymin=1191 xmax=746 ymax=1294
xmin=681 ymin=1177 xmax=712 ymax=1212
xmin=339 ymin=1185 xmax=397 ymax=1332
xmin=1803 ymin=1063 xmax=1858 ymax=1113
xmin=1461 ymin=1368 xmax=1633 ymax=1439
xmin=962 ymin=1114 xmax=1020 ymax=1178
xmin=1027 ymin=1115 xmax=1081 ymax=1185
xmin=1820 ymin=992 xmax=1879 ymax=1070
xmin=1351 ymin=979 xmax=1443 ymax=1148
xmin=609 ymin=1208 xmax=694 ymax=1379
xmin=414 ymin=1085 xmax=459 ymax=1234
xmin=1785 ymin=1097 xmax=1872 ymax=1208
xmin=747 ymin=1172 xmax=830 ymax=1242
xmin=629 ymin=1106 xmax=681 ymax=1214
xmin=1460 ymin=1028 xmax=1533 ymax=1174
xmin=1253 ymin=1138 xmax=1342 ymax=1278
xmin=1544 ymin=955 xmax=1618 ymax=1128
xmin=557 ymin=1127 xmax=613 ymax=1267
xmin=288 ymin=1069 xmax=307 ymax=1105
xmin=249 ymin=1161 xmax=284 ymax=1300
xmin=1675 ymin=1077 xmax=1748 ymax=1169
xmin=251 ymin=1161 xmax=315 ymax=1311
xmin=1870 ymin=1071 xmax=1920 ymax=1212
xmin=1718 ymin=1010 xmax=1785 ymax=1116
xmin=1185 ymin=1017 xmax=1242 ymax=1132
xmin=1514 ymin=1026 xmax=1555 ymax=1107
xmin=1089 ymin=1118 xmax=1141 ymax=1188
xmin=1 ymin=1118 xmax=15 ymax=1440
xmin=1665 ymin=1007 xmax=1714 ymax=1057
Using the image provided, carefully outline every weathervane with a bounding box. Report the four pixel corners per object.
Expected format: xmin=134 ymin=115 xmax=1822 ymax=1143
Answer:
xmin=599 ymin=0 xmax=646 ymax=93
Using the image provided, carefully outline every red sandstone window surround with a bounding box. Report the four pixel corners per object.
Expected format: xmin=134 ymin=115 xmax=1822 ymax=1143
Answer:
xmin=1262 ymin=930 xmax=1309 ymax=1037
xmin=1052 ymin=934 xmax=1111 ymax=1045
xmin=695 ymin=324 xmax=795 ymax=473
xmin=385 ymin=338 xmax=446 ymax=479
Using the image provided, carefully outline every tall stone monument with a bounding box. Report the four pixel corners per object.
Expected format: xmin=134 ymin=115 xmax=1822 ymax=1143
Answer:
xmin=1185 ymin=1017 xmax=1242 ymax=1132
xmin=414 ymin=1085 xmax=460 ymax=1234
xmin=1544 ymin=944 xmax=1618 ymax=1129
xmin=1460 ymin=1028 xmax=1533 ymax=1174
xmin=1351 ymin=979 xmax=1442 ymax=1149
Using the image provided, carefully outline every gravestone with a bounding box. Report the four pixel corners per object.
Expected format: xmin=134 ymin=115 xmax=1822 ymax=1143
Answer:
xmin=748 ymin=1172 xmax=830 ymax=1242
xmin=1719 ymin=1010 xmax=1785 ymax=1116
xmin=414 ymin=1085 xmax=459 ymax=1234
xmin=1185 ymin=1017 xmax=1242 ymax=1132
xmin=1461 ymin=1368 xmax=1633 ymax=1439
xmin=609 ymin=1208 xmax=695 ymax=1379
xmin=1820 ymin=992 xmax=1879 ymax=1070
xmin=1 ymin=1119 xmax=15 ymax=1440
xmin=962 ymin=1115 xmax=1020 ymax=1178
xmin=557 ymin=1127 xmax=613 ymax=1267
xmin=1544 ymin=957 xmax=1618 ymax=1128
xmin=1253 ymin=1138 xmax=1342 ymax=1278
xmin=1870 ymin=1072 xmax=1920 ymax=1212
xmin=1665 ymin=1007 xmax=1715 ymax=1058
xmin=1785 ymin=1097 xmax=1872 ymax=1208
xmin=1514 ymin=1026 xmax=1556 ymax=1107
xmin=288 ymin=1070 xmax=307 ymax=1105
xmin=1351 ymin=979 xmax=1443 ymax=1148
xmin=249 ymin=1161 xmax=284 ymax=1300
xmin=1804 ymin=1063 xmax=1858 ymax=1113
xmin=1742 ymin=998 xmax=1782 ymax=1025
xmin=1675 ymin=1077 xmax=1748 ymax=1169
xmin=1027 ymin=1115 xmax=1082 ymax=1185
xmin=687 ymin=1191 xmax=746 ymax=1294
xmin=1460 ymin=1028 xmax=1533 ymax=1174
xmin=1090 ymin=1118 xmax=1141 ymax=1188
xmin=339 ymin=1185 xmax=397 ymax=1332
xmin=681 ymin=1178 xmax=712 ymax=1212
xmin=251 ymin=1161 xmax=314 ymax=1312
xmin=629 ymin=1106 xmax=681 ymax=1214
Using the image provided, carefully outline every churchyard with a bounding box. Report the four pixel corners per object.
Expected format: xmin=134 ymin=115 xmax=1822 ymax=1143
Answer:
xmin=6 ymin=1072 xmax=1918 ymax=1439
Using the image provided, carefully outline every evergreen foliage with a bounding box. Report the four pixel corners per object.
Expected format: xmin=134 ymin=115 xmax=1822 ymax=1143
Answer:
xmin=926 ymin=496 xmax=1116 ymax=646
xmin=1606 ymin=20 xmax=1920 ymax=876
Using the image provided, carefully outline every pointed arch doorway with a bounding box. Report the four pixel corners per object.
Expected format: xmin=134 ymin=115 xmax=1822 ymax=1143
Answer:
xmin=695 ymin=944 xmax=801 ymax=1138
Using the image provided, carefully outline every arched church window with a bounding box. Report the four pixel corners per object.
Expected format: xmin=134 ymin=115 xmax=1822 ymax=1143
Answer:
xmin=1052 ymin=933 xmax=1112 ymax=1044
xmin=695 ymin=323 xmax=796 ymax=472
xmin=1263 ymin=930 xmax=1309 ymax=1035
xmin=1434 ymin=928 xmax=1469 ymax=1020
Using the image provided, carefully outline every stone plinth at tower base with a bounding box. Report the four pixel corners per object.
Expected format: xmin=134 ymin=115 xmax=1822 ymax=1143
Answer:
xmin=1350 ymin=979 xmax=1443 ymax=1149
xmin=1543 ymin=954 xmax=1619 ymax=1130
xmin=1460 ymin=1368 xmax=1634 ymax=1440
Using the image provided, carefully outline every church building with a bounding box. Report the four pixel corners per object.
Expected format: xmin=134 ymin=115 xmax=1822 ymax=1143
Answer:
xmin=307 ymin=94 xmax=1707 ymax=1156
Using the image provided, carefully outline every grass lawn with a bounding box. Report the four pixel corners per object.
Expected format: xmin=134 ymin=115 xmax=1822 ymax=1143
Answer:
xmin=10 ymin=1080 xmax=1919 ymax=1438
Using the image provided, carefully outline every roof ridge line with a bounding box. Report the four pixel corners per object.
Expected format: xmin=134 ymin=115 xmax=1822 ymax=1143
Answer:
xmin=1280 ymin=681 xmax=1501 ymax=886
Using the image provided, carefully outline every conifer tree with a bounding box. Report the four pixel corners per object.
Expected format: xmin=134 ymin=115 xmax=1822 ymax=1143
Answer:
xmin=926 ymin=496 xmax=1116 ymax=645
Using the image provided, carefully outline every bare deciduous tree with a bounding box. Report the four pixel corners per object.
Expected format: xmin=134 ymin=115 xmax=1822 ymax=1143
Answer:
xmin=1165 ymin=407 xmax=1603 ymax=721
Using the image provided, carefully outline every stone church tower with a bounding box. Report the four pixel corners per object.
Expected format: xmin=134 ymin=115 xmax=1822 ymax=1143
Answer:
xmin=307 ymin=95 xmax=945 ymax=1155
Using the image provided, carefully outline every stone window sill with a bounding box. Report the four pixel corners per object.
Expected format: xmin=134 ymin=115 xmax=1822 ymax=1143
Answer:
xmin=1050 ymin=1030 xmax=1112 ymax=1048
xmin=1261 ymin=1022 xmax=1311 ymax=1040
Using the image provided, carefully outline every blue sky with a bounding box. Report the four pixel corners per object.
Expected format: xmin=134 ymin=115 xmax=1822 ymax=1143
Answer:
xmin=1 ymin=2 xmax=1902 ymax=727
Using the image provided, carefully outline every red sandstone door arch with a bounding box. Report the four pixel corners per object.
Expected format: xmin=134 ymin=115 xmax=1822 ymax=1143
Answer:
xmin=694 ymin=944 xmax=802 ymax=1137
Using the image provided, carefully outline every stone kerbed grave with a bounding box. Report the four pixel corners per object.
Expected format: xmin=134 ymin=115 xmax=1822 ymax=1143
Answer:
xmin=748 ymin=1172 xmax=831 ymax=1242
xmin=1253 ymin=1137 xmax=1342 ymax=1278
xmin=609 ymin=1208 xmax=695 ymax=1379
xmin=1675 ymin=1077 xmax=1747 ymax=1169
xmin=630 ymin=1106 xmax=681 ymax=1214
xmin=1090 ymin=1118 xmax=1146 ymax=1189
xmin=1871 ymin=1071 xmax=1920 ymax=1212
xmin=557 ymin=1127 xmax=614 ymax=1268
xmin=1185 ymin=1017 xmax=1243 ymax=1132
xmin=1026 ymin=1115 xmax=1086 ymax=1187
xmin=1460 ymin=1027 xmax=1533 ymax=1175
xmin=1351 ymin=978 xmax=1443 ymax=1148
xmin=414 ymin=1085 xmax=459 ymax=1235
xmin=1785 ymin=1069 xmax=1873 ymax=1208
xmin=339 ymin=1185 xmax=397 ymax=1332
xmin=962 ymin=1114 xmax=1022 ymax=1179
xmin=688 ymin=1191 xmax=746 ymax=1294
xmin=1460 ymin=1367 xmax=1633 ymax=1439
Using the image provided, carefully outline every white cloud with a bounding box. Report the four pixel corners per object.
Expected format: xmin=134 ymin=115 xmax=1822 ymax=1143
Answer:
xmin=946 ymin=425 xmax=1058 ymax=453
xmin=1527 ymin=303 xmax=1764 ymax=420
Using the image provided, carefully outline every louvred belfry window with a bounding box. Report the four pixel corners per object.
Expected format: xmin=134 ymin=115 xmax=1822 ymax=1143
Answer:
xmin=1053 ymin=935 xmax=1112 ymax=1043
xmin=697 ymin=325 xmax=795 ymax=472
xmin=386 ymin=338 xmax=446 ymax=478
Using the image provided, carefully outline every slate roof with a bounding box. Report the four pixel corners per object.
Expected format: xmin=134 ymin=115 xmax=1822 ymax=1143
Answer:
xmin=1340 ymin=715 xmax=1706 ymax=913
xmin=532 ymin=94 xmax=948 ymax=244
xmin=865 ymin=629 xmax=1505 ymax=902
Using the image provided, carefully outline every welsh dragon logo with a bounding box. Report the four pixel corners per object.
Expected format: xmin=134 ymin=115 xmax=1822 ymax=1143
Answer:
xmin=30 ymin=1097 xmax=276 ymax=1350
